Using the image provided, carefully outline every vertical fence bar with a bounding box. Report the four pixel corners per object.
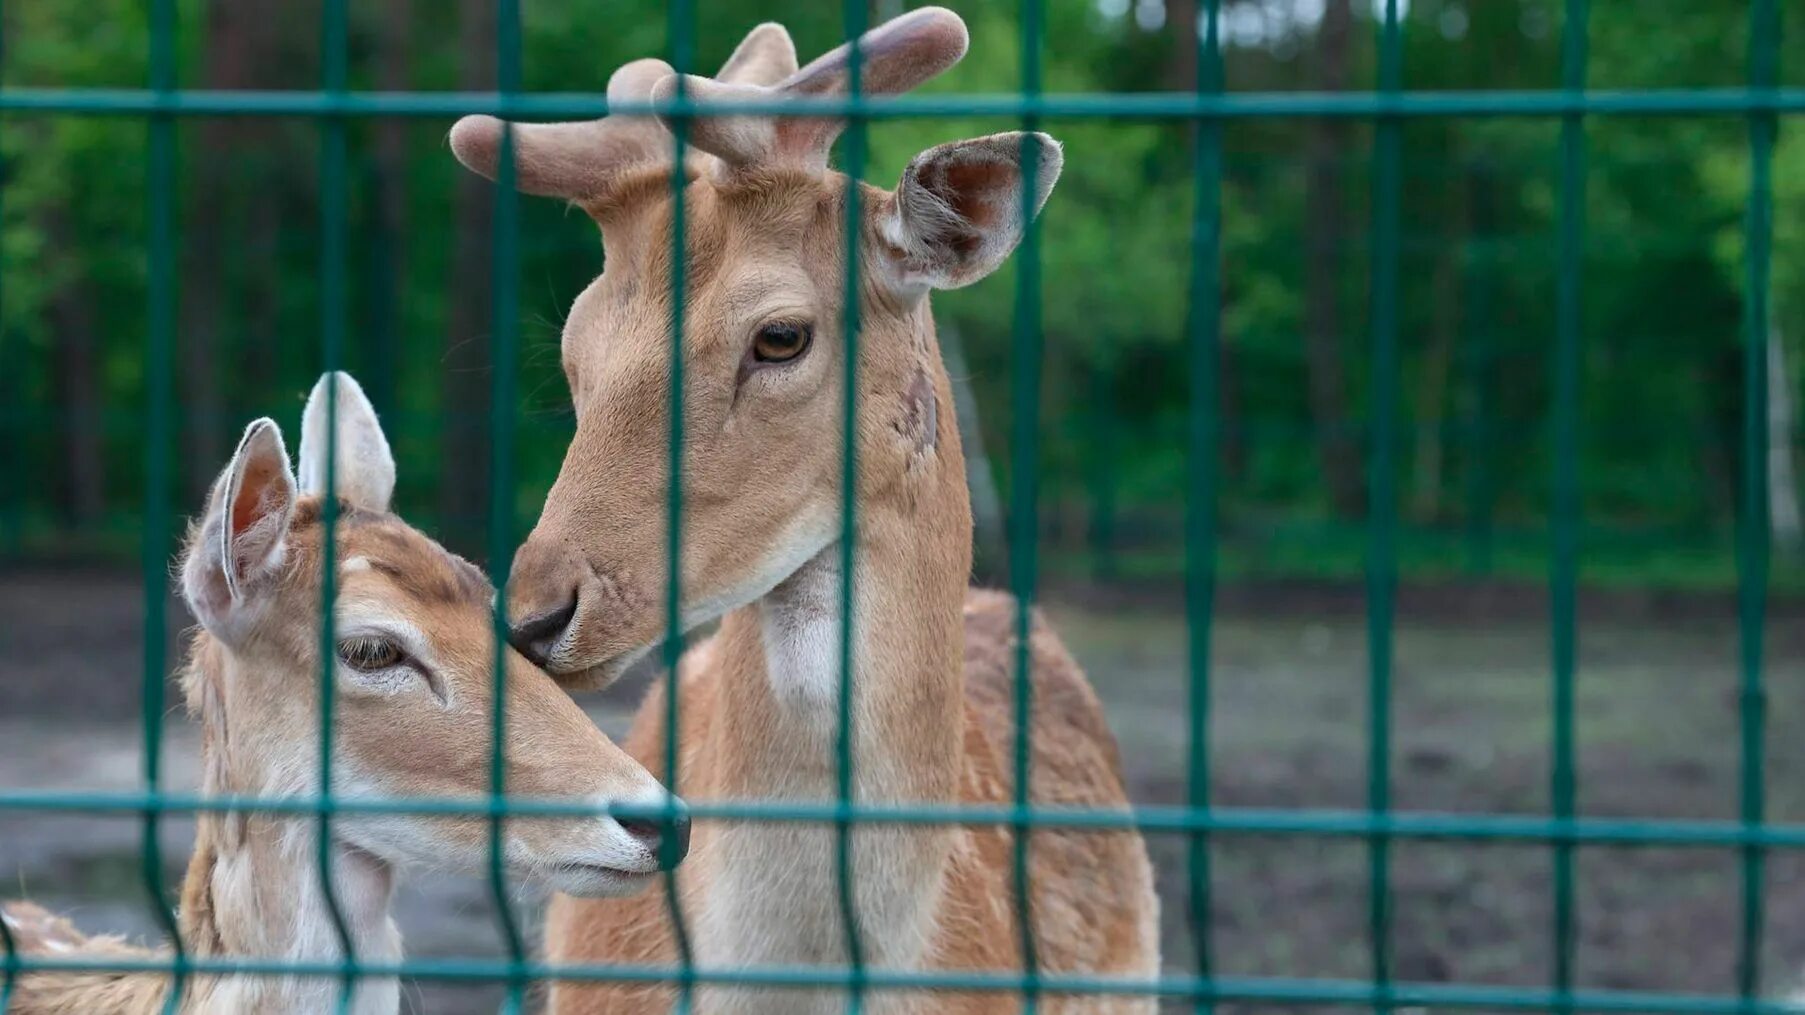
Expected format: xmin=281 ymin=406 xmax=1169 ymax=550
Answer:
xmin=1550 ymin=0 xmax=1588 ymax=1007
xmin=0 ymin=0 xmax=14 ymax=566
xmin=486 ymin=0 xmax=527 ymax=1010
xmin=1737 ymin=0 xmax=1779 ymax=1000
xmin=1366 ymin=1 xmax=1403 ymax=1010
xmin=315 ymin=0 xmax=357 ymax=1009
xmin=1185 ymin=1 xmax=1224 ymax=1011
xmin=0 ymin=1 xmax=15 ymax=1003
xmin=1010 ymin=0 xmax=1046 ymax=1007
xmin=662 ymin=1 xmax=699 ymax=1008
xmin=836 ymin=3 xmax=870 ymax=1013
xmin=141 ymin=2 xmax=186 ymax=1010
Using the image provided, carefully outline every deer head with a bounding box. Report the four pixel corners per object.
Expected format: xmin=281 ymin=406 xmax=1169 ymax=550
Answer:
xmin=451 ymin=9 xmax=1061 ymax=687
xmin=178 ymin=372 xmax=687 ymax=897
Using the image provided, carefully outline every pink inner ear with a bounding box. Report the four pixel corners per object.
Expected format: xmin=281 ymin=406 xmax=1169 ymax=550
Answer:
xmin=230 ymin=458 xmax=279 ymax=539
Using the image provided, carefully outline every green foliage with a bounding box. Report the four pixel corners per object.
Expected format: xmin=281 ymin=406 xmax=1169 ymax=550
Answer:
xmin=0 ymin=0 xmax=1800 ymax=590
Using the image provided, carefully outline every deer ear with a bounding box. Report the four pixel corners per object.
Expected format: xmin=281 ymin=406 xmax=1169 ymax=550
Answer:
xmin=298 ymin=371 xmax=395 ymax=514
xmin=182 ymin=418 xmax=297 ymax=635
xmin=880 ymin=132 xmax=1063 ymax=293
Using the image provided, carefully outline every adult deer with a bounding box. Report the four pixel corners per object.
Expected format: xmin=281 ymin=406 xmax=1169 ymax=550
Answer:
xmin=451 ymin=9 xmax=1158 ymax=1013
xmin=2 ymin=373 xmax=685 ymax=1015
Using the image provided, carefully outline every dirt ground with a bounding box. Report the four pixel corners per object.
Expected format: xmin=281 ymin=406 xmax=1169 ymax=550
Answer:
xmin=2 ymin=567 xmax=1802 ymax=1014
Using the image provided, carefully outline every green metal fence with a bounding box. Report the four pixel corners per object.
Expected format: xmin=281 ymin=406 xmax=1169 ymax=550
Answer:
xmin=0 ymin=0 xmax=1798 ymax=1012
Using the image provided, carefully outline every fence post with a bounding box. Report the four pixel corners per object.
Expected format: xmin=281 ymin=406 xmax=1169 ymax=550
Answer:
xmin=1365 ymin=2 xmax=1405 ymax=1007
xmin=1185 ymin=1 xmax=1225 ymax=1009
xmin=1736 ymin=0 xmax=1780 ymax=999
xmin=1549 ymin=0 xmax=1589 ymax=1005
xmin=139 ymin=1 xmax=187 ymax=1011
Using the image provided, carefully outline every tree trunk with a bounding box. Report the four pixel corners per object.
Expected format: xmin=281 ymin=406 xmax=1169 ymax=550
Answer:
xmin=441 ymin=0 xmax=496 ymax=558
xmin=178 ymin=1 xmax=254 ymax=501
xmin=1303 ymin=0 xmax=1364 ymax=518
xmin=183 ymin=0 xmax=301 ymax=499
xmin=1167 ymin=0 xmax=1199 ymax=90
xmin=1769 ymin=323 xmax=1801 ymax=552
xmin=47 ymin=215 xmax=104 ymax=526
xmin=1412 ymin=195 xmax=1464 ymax=521
xmin=941 ymin=322 xmax=1007 ymax=585
xmin=367 ymin=0 xmax=412 ymax=419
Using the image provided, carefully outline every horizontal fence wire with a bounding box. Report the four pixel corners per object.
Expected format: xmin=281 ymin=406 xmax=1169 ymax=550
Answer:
xmin=5 ymin=953 xmax=1805 ymax=1014
xmin=7 ymin=792 xmax=1805 ymax=844
xmin=0 ymin=2 xmax=1796 ymax=1011
xmin=0 ymin=88 xmax=1803 ymax=118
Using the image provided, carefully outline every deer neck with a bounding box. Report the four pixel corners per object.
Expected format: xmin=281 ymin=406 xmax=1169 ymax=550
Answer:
xmin=693 ymin=330 xmax=971 ymax=989
xmin=715 ymin=336 xmax=969 ymax=801
xmin=176 ymin=650 xmax=403 ymax=1015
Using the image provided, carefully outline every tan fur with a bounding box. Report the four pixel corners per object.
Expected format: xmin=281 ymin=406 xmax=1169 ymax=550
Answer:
xmin=542 ymin=591 xmax=1159 ymax=1013
xmin=7 ymin=388 xmax=671 ymax=1015
xmin=453 ymin=13 xmax=1159 ymax=1011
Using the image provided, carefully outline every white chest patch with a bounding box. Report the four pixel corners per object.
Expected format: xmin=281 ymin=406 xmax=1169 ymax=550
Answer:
xmin=759 ymin=549 xmax=847 ymax=714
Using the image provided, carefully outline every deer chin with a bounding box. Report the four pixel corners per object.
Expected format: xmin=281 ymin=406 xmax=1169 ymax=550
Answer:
xmin=544 ymin=862 xmax=660 ymax=899
xmin=547 ymin=641 xmax=655 ymax=691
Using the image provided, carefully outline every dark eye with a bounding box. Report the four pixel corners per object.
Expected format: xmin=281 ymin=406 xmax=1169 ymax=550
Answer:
xmin=752 ymin=321 xmax=812 ymax=364
xmin=337 ymin=636 xmax=404 ymax=672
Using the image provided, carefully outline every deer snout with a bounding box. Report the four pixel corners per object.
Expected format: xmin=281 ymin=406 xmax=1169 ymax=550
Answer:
xmin=544 ymin=786 xmax=691 ymax=898
xmin=618 ymin=798 xmax=691 ymax=872
xmin=505 ymin=537 xmax=587 ymax=667
xmin=506 ymin=540 xmax=652 ymax=688
xmin=510 ymin=598 xmax=575 ymax=669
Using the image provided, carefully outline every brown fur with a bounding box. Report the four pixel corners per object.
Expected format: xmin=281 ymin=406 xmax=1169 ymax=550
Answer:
xmin=542 ymin=591 xmax=1158 ymax=1014
xmin=517 ymin=178 xmax=1155 ymax=1015
xmin=7 ymin=414 xmax=669 ymax=1014
xmin=449 ymin=12 xmax=1159 ymax=1011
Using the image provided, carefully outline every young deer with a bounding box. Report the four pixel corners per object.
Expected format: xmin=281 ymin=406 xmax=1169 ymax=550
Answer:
xmin=450 ymin=9 xmax=1158 ymax=1013
xmin=2 ymin=373 xmax=686 ymax=1015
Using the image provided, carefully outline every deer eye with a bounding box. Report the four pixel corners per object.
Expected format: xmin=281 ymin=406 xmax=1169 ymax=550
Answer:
xmin=752 ymin=321 xmax=812 ymax=364
xmin=337 ymin=636 xmax=404 ymax=672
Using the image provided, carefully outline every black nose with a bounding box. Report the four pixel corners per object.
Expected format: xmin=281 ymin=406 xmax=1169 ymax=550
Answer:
xmin=619 ymin=805 xmax=692 ymax=871
xmin=508 ymin=597 xmax=578 ymax=669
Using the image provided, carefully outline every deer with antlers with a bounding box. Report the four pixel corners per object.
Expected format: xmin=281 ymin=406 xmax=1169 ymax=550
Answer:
xmin=2 ymin=373 xmax=686 ymax=1015
xmin=451 ymin=9 xmax=1159 ymax=1012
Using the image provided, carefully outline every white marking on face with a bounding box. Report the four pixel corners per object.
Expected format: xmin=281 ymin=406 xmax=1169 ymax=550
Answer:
xmin=341 ymin=555 xmax=371 ymax=574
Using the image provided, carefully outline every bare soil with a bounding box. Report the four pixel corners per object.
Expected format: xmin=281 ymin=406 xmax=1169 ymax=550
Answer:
xmin=2 ymin=567 xmax=1802 ymax=1013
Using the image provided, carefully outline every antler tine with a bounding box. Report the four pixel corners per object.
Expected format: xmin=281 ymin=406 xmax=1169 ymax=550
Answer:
xmin=653 ymin=7 xmax=969 ymax=175
xmin=447 ymin=20 xmax=801 ymax=203
xmin=717 ymin=22 xmax=799 ymax=86
xmin=448 ymin=57 xmax=679 ymax=202
xmin=784 ymin=7 xmax=968 ymax=99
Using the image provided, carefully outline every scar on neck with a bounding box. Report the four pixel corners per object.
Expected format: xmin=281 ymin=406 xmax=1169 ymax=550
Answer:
xmin=902 ymin=364 xmax=938 ymax=456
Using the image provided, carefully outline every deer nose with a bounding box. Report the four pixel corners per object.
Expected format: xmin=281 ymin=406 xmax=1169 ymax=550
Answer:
xmin=619 ymin=802 xmax=691 ymax=871
xmin=508 ymin=597 xmax=577 ymax=669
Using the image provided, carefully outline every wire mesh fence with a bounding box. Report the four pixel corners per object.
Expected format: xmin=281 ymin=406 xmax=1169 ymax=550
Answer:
xmin=0 ymin=0 xmax=1800 ymax=1012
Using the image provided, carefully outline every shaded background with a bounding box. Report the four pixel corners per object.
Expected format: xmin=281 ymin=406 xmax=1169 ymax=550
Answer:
xmin=3 ymin=0 xmax=1805 ymax=1012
